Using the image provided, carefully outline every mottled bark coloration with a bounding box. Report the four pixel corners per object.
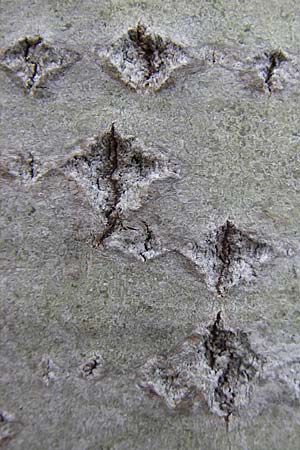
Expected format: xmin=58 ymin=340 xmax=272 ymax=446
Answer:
xmin=1 ymin=1 xmax=300 ymax=449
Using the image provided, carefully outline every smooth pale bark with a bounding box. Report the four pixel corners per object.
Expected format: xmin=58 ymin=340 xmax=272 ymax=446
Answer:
xmin=1 ymin=1 xmax=300 ymax=449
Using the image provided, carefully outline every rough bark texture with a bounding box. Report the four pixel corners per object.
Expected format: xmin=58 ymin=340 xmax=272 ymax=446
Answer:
xmin=1 ymin=1 xmax=300 ymax=449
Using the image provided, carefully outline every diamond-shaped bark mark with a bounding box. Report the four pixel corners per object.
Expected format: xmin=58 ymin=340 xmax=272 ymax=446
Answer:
xmin=38 ymin=355 xmax=69 ymax=385
xmin=0 ymin=36 xmax=80 ymax=94
xmin=80 ymin=354 xmax=105 ymax=380
xmin=239 ymin=48 xmax=296 ymax=94
xmin=104 ymin=23 xmax=188 ymax=92
xmin=182 ymin=221 xmax=272 ymax=295
xmin=255 ymin=49 xmax=289 ymax=94
xmin=62 ymin=125 xmax=180 ymax=242
xmin=3 ymin=152 xmax=41 ymax=184
xmin=138 ymin=313 xmax=261 ymax=421
xmin=262 ymin=50 xmax=288 ymax=93
xmin=202 ymin=312 xmax=261 ymax=420
xmin=102 ymin=219 xmax=167 ymax=261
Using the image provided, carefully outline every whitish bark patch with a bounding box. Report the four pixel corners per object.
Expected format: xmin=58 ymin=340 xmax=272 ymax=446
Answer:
xmin=102 ymin=23 xmax=188 ymax=92
xmin=181 ymin=220 xmax=273 ymax=295
xmin=0 ymin=36 xmax=80 ymax=94
xmin=138 ymin=313 xmax=262 ymax=422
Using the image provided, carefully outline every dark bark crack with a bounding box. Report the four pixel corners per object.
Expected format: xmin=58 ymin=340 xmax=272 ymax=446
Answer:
xmin=128 ymin=22 xmax=163 ymax=81
xmin=104 ymin=123 xmax=121 ymax=220
xmin=199 ymin=220 xmax=272 ymax=295
xmin=138 ymin=313 xmax=261 ymax=419
xmin=27 ymin=62 xmax=39 ymax=91
xmin=98 ymin=124 xmax=123 ymax=243
xmin=264 ymin=49 xmax=288 ymax=93
xmin=138 ymin=221 xmax=155 ymax=261
xmin=61 ymin=125 xmax=179 ymax=250
xmin=21 ymin=36 xmax=43 ymax=92
xmin=142 ymin=220 xmax=154 ymax=251
xmin=0 ymin=35 xmax=80 ymax=94
xmin=215 ymin=220 xmax=236 ymax=295
xmin=203 ymin=312 xmax=259 ymax=421
xmin=82 ymin=358 xmax=99 ymax=377
xmin=28 ymin=153 xmax=35 ymax=178
xmin=105 ymin=22 xmax=187 ymax=92
xmin=97 ymin=216 xmax=121 ymax=245
xmin=81 ymin=354 xmax=104 ymax=379
xmin=22 ymin=36 xmax=43 ymax=59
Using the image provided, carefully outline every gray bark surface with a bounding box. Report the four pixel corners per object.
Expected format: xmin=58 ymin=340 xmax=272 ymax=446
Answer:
xmin=1 ymin=1 xmax=300 ymax=449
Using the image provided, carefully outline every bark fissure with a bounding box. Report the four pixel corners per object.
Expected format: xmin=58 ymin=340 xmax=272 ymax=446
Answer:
xmin=0 ymin=35 xmax=79 ymax=94
xmin=181 ymin=220 xmax=274 ymax=295
xmin=138 ymin=313 xmax=261 ymax=420
xmin=105 ymin=22 xmax=188 ymax=91
xmin=62 ymin=125 xmax=179 ymax=249
xmin=128 ymin=23 xmax=162 ymax=81
xmin=264 ymin=49 xmax=288 ymax=93
xmin=215 ymin=220 xmax=235 ymax=295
